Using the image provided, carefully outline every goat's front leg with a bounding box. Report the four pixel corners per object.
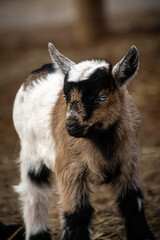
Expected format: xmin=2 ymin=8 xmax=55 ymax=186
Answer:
xmin=112 ymin=177 xmax=155 ymax=240
xmin=57 ymin=168 xmax=94 ymax=240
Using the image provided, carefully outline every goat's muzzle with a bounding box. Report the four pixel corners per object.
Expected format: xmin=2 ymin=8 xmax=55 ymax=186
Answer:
xmin=66 ymin=111 xmax=89 ymax=138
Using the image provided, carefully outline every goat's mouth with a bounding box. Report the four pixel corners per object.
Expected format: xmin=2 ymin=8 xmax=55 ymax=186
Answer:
xmin=66 ymin=124 xmax=89 ymax=138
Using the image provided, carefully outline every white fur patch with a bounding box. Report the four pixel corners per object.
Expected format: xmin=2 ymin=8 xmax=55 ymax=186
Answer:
xmin=14 ymin=179 xmax=51 ymax=240
xmin=13 ymin=68 xmax=64 ymax=170
xmin=67 ymin=60 xmax=110 ymax=83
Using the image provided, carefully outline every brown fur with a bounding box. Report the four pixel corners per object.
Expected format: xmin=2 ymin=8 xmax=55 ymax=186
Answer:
xmin=88 ymin=90 xmax=122 ymax=130
xmin=51 ymin=86 xmax=141 ymax=213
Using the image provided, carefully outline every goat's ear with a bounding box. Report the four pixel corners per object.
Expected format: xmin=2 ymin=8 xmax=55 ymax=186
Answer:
xmin=112 ymin=46 xmax=139 ymax=88
xmin=48 ymin=42 xmax=75 ymax=74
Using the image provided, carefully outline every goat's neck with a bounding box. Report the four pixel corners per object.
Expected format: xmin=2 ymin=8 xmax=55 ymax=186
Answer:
xmin=89 ymin=119 xmax=120 ymax=161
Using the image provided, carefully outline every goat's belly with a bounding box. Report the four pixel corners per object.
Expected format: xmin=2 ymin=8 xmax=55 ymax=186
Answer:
xmin=13 ymin=73 xmax=63 ymax=170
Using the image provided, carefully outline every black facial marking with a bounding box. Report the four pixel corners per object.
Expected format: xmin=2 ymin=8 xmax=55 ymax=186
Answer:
xmin=63 ymin=201 xmax=94 ymax=240
xmin=31 ymin=63 xmax=55 ymax=75
xmin=28 ymin=164 xmax=51 ymax=186
xmin=29 ymin=229 xmax=51 ymax=240
xmin=82 ymin=68 xmax=113 ymax=100
xmin=64 ymin=67 xmax=113 ymax=95
xmin=64 ymin=67 xmax=115 ymax=121
xmin=117 ymin=181 xmax=155 ymax=240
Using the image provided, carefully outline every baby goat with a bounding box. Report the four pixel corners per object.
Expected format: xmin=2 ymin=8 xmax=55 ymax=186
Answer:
xmin=13 ymin=43 xmax=154 ymax=240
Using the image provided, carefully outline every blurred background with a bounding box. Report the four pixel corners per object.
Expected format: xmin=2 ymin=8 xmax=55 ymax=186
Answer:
xmin=0 ymin=0 xmax=160 ymax=239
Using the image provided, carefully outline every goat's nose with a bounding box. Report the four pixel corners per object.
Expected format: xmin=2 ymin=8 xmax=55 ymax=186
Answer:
xmin=66 ymin=118 xmax=78 ymax=127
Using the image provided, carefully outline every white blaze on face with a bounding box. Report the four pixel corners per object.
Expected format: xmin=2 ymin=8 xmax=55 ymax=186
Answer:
xmin=67 ymin=60 xmax=110 ymax=83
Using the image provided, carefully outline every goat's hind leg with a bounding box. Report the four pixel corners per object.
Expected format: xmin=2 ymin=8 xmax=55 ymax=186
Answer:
xmin=15 ymin=157 xmax=52 ymax=240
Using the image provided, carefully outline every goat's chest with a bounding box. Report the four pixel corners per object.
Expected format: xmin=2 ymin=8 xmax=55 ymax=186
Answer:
xmin=90 ymin=157 xmax=119 ymax=185
xmin=81 ymin=141 xmax=118 ymax=184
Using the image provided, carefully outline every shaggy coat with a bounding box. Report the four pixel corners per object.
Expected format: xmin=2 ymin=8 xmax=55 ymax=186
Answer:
xmin=13 ymin=43 xmax=154 ymax=240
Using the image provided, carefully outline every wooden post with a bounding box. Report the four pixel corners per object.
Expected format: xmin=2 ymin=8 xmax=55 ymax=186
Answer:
xmin=74 ymin=0 xmax=106 ymax=45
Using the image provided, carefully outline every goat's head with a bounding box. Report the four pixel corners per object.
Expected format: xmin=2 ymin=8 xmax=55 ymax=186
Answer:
xmin=49 ymin=43 xmax=139 ymax=138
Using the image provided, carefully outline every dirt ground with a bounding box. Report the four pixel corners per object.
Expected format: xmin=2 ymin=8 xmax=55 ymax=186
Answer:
xmin=0 ymin=31 xmax=160 ymax=239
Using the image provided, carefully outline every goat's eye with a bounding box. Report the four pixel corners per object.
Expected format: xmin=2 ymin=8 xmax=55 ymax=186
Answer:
xmin=99 ymin=95 xmax=107 ymax=101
